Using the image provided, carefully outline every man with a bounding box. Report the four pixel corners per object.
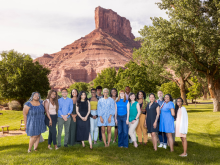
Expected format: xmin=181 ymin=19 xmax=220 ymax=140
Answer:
xmin=96 ymin=86 xmax=103 ymax=142
xmin=156 ymin=90 xmax=168 ymax=149
xmin=125 ymin=86 xmax=131 ymax=100
xmin=57 ymin=88 xmax=73 ymax=148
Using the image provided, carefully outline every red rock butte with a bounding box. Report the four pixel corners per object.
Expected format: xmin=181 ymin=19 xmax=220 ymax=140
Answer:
xmin=34 ymin=6 xmax=141 ymax=90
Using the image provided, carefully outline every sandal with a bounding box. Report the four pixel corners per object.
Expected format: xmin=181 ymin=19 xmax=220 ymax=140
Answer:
xmin=48 ymin=146 xmax=53 ymax=150
xmin=34 ymin=148 xmax=38 ymax=151
xmin=28 ymin=149 xmax=31 ymax=153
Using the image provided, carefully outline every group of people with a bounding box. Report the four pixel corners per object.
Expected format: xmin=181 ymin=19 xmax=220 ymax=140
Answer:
xmin=23 ymin=86 xmax=188 ymax=157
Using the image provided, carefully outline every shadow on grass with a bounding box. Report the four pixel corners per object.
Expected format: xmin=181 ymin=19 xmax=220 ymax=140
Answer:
xmin=0 ymin=139 xmax=220 ymax=165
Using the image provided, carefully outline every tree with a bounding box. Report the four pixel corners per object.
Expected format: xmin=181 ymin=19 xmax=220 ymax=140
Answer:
xmin=93 ymin=67 xmax=119 ymax=90
xmin=187 ymin=77 xmax=203 ymax=107
xmin=68 ymin=82 xmax=89 ymax=93
xmin=114 ymin=61 xmax=162 ymax=94
xmin=134 ymin=0 xmax=220 ymax=112
xmin=0 ymin=50 xmax=51 ymax=108
xmin=160 ymin=81 xmax=181 ymax=99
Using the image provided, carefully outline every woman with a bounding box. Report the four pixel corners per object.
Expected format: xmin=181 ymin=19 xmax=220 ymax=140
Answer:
xmin=115 ymin=90 xmax=129 ymax=148
xmin=175 ymin=97 xmax=188 ymax=157
xmin=23 ymin=92 xmax=47 ymax=153
xmin=68 ymin=89 xmax=80 ymax=146
xmin=97 ymin=88 xmax=115 ymax=147
xmin=145 ymin=93 xmax=160 ymax=151
xmin=159 ymin=94 xmax=175 ymax=152
xmin=76 ymin=91 xmax=92 ymax=149
xmin=135 ymin=91 xmax=148 ymax=145
xmin=128 ymin=93 xmax=141 ymax=148
xmin=110 ymin=88 xmax=118 ymax=143
xmin=89 ymin=88 xmax=99 ymax=144
xmin=44 ymin=90 xmax=59 ymax=150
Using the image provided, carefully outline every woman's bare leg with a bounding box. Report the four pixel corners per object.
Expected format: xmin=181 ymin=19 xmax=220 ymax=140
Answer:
xmin=151 ymin=132 xmax=157 ymax=151
xmin=29 ymin=136 xmax=38 ymax=150
xmin=180 ymin=137 xmax=187 ymax=155
xmin=82 ymin=141 xmax=85 ymax=147
xmin=166 ymin=133 xmax=174 ymax=152
xmin=33 ymin=134 xmax=41 ymax=150
xmin=101 ymin=126 xmax=107 ymax=147
xmin=107 ymin=126 xmax=112 ymax=147
xmin=88 ymin=133 xmax=92 ymax=149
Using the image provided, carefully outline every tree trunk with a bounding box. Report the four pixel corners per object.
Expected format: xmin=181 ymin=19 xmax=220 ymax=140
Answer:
xmin=179 ymin=76 xmax=188 ymax=105
xmin=17 ymin=99 xmax=26 ymax=110
xmin=207 ymin=75 xmax=220 ymax=112
xmin=203 ymin=90 xmax=208 ymax=100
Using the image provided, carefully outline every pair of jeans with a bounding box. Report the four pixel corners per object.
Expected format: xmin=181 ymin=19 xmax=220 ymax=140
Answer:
xmin=45 ymin=114 xmax=57 ymax=145
xmin=158 ymin=132 xmax=167 ymax=145
xmin=90 ymin=110 xmax=98 ymax=141
xmin=117 ymin=114 xmax=128 ymax=148
xmin=57 ymin=117 xmax=71 ymax=146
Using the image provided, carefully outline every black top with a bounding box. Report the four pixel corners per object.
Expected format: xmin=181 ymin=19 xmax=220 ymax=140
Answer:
xmin=145 ymin=102 xmax=160 ymax=133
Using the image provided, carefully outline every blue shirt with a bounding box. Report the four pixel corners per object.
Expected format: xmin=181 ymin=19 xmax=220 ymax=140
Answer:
xmin=157 ymin=99 xmax=164 ymax=107
xmin=116 ymin=99 xmax=128 ymax=116
xmin=58 ymin=97 xmax=73 ymax=118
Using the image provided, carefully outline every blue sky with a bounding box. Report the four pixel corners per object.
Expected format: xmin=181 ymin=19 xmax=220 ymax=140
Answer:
xmin=0 ymin=0 xmax=168 ymax=59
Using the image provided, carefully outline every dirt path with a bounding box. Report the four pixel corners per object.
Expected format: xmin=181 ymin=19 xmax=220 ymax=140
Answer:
xmin=0 ymin=130 xmax=26 ymax=138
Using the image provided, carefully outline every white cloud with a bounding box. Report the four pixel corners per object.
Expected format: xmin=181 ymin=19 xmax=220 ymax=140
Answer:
xmin=0 ymin=0 xmax=168 ymax=59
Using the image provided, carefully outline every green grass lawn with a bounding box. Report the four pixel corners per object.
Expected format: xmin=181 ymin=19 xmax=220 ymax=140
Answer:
xmin=0 ymin=103 xmax=220 ymax=165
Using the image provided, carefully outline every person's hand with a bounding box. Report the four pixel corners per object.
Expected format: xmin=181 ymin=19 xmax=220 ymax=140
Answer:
xmin=24 ymin=125 xmax=26 ymax=131
xmin=144 ymin=122 xmax=147 ymax=128
xmin=126 ymin=120 xmax=129 ymax=125
xmin=131 ymin=120 xmax=136 ymax=124
xmin=100 ymin=117 xmax=104 ymax=123
xmin=115 ymin=119 xmax=117 ymax=125
xmin=62 ymin=115 xmax=67 ymax=121
xmin=93 ymin=116 xmax=96 ymax=119
xmin=153 ymin=122 xmax=157 ymax=129
xmin=108 ymin=116 xmax=111 ymax=123
xmin=84 ymin=116 xmax=88 ymax=121
xmin=49 ymin=119 xmax=52 ymax=126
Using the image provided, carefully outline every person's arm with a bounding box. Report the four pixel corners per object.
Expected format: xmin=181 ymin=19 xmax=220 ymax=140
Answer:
xmin=136 ymin=103 xmax=141 ymax=119
xmin=76 ymin=104 xmax=83 ymax=120
xmin=85 ymin=100 xmax=91 ymax=119
xmin=155 ymin=106 xmax=160 ymax=122
xmin=58 ymin=99 xmax=63 ymax=117
xmin=115 ymin=102 xmax=117 ymax=123
xmin=68 ymin=99 xmax=73 ymax=115
xmin=126 ymin=102 xmax=129 ymax=124
xmin=23 ymin=104 xmax=30 ymax=130
xmin=170 ymin=102 xmax=175 ymax=116
xmin=44 ymin=100 xmax=52 ymax=126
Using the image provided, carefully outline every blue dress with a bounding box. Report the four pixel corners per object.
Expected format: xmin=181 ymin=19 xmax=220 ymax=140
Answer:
xmin=97 ymin=97 xmax=115 ymax=126
xmin=25 ymin=101 xmax=47 ymax=136
xmin=159 ymin=101 xmax=175 ymax=133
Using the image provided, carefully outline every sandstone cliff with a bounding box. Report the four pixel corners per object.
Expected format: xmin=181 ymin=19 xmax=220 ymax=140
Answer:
xmin=34 ymin=6 xmax=140 ymax=90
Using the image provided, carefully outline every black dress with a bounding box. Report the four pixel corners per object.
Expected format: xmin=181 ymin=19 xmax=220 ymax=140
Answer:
xmin=76 ymin=101 xmax=90 ymax=141
xmin=146 ymin=102 xmax=160 ymax=133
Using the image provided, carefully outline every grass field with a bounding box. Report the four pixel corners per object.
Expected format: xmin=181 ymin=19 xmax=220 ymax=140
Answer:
xmin=0 ymin=102 xmax=220 ymax=165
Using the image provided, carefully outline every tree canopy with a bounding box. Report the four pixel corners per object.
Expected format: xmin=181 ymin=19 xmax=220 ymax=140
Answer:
xmin=0 ymin=50 xmax=51 ymax=108
xmin=134 ymin=0 xmax=220 ymax=112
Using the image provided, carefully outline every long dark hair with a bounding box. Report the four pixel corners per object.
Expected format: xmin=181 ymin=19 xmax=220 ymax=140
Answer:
xmin=128 ymin=93 xmax=136 ymax=103
xmin=136 ymin=90 xmax=146 ymax=100
xmin=164 ymin=94 xmax=173 ymax=102
xmin=174 ymin=97 xmax=183 ymax=120
xmin=71 ymin=89 xmax=78 ymax=98
xmin=77 ymin=91 xmax=88 ymax=107
xmin=46 ymin=90 xmax=59 ymax=113
xmin=110 ymin=88 xmax=118 ymax=97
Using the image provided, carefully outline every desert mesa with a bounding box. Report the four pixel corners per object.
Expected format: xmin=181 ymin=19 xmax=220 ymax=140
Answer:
xmin=34 ymin=6 xmax=141 ymax=90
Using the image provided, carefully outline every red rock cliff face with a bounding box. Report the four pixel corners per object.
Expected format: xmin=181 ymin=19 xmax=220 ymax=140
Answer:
xmin=34 ymin=6 xmax=140 ymax=90
xmin=95 ymin=6 xmax=135 ymax=40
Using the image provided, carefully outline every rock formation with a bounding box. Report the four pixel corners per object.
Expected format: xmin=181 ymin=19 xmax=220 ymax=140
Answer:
xmin=34 ymin=6 xmax=140 ymax=90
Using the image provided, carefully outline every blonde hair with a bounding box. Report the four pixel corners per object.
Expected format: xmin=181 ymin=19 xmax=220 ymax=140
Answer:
xmin=103 ymin=88 xmax=109 ymax=93
xmin=116 ymin=90 xmax=126 ymax=102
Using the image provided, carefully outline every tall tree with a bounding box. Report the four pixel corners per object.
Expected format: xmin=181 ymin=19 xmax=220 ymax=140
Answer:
xmin=93 ymin=67 xmax=119 ymax=90
xmin=0 ymin=50 xmax=51 ymax=108
xmin=114 ymin=61 xmax=163 ymax=94
xmin=134 ymin=0 xmax=220 ymax=112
